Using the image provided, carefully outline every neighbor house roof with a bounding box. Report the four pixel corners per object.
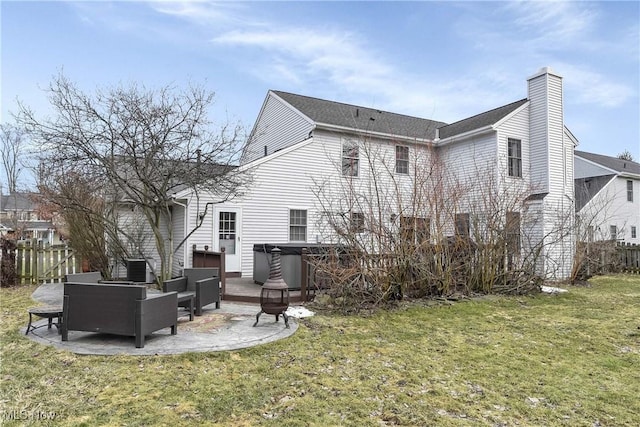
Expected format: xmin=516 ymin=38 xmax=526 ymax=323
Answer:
xmin=437 ymin=99 xmax=528 ymax=139
xmin=1 ymin=192 xmax=36 ymax=211
xmin=575 ymin=150 xmax=640 ymax=176
xmin=273 ymin=90 xmax=447 ymax=140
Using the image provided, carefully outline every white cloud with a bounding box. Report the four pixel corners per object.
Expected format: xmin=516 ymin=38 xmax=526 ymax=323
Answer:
xmin=504 ymin=0 xmax=597 ymax=44
xmin=150 ymin=1 xmax=257 ymax=28
xmin=212 ymin=28 xmax=393 ymax=93
xmin=557 ymin=63 xmax=635 ymax=108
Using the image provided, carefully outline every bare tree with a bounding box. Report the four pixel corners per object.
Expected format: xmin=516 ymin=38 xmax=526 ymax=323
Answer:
xmin=18 ymin=73 xmax=251 ymax=282
xmin=309 ymin=132 xmax=572 ymax=311
xmin=617 ymin=150 xmax=634 ymax=161
xmin=0 ymin=122 xmax=25 ymax=193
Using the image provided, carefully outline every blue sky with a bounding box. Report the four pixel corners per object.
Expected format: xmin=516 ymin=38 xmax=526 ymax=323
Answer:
xmin=2 ymin=1 xmax=639 ymax=172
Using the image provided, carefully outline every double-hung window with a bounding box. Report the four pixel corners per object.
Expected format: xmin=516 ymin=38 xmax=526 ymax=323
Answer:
xmin=627 ymin=180 xmax=634 ymax=202
xmin=350 ymin=212 xmax=365 ymax=234
xmin=395 ymin=145 xmax=409 ymax=174
xmin=610 ymin=225 xmax=617 ymax=241
xmin=508 ymin=138 xmax=522 ymax=178
xmin=506 ymin=211 xmax=521 ymax=256
xmin=342 ymin=140 xmax=359 ymax=177
xmin=289 ymin=209 xmax=307 ymax=242
xmin=400 ymin=216 xmax=430 ymax=243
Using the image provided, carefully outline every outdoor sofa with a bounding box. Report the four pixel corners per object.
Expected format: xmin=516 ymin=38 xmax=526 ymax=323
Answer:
xmin=61 ymin=282 xmax=178 ymax=348
xmin=64 ymin=272 xmax=135 ymax=285
xmin=162 ymin=268 xmax=221 ymax=316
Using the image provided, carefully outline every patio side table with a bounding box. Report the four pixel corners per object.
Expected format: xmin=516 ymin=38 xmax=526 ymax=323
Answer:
xmin=26 ymin=306 xmax=63 ymax=335
xmin=177 ymin=294 xmax=195 ymax=321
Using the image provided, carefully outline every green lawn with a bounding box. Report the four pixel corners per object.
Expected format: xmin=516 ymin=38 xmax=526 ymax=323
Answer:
xmin=1 ymin=275 xmax=639 ymax=426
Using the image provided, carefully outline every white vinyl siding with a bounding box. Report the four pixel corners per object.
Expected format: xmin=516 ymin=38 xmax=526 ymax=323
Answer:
xmin=241 ymin=93 xmax=314 ymax=164
xmin=528 ymin=73 xmax=551 ymax=192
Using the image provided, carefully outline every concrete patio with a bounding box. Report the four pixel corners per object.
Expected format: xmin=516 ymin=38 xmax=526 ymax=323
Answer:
xmin=24 ymin=280 xmax=299 ymax=356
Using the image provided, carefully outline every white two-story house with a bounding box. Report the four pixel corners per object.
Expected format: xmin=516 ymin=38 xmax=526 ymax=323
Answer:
xmin=170 ymin=67 xmax=577 ymax=280
xmin=575 ymin=151 xmax=640 ymax=243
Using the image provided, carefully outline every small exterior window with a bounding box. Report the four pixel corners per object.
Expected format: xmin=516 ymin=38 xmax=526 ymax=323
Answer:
xmin=350 ymin=212 xmax=365 ymax=234
xmin=395 ymin=145 xmax=409 ymax=174
xmin=610 ymin=225 xmax=617 ymax=241
xmin=399 ymin=216 xmax=430 ymax=243
xmin=342 ymin=140 xmax=359 ymax=177
xmin=632 ymin=226 xmax=637 ymax=239
xmin=627 ymin=180 xmax=633 ymax=202
xmin=455 ymin=213 xmax=470 ymax=237
xmin=506 ymin=211 xmax=521 ymax=256
xmin=289 ymin=209 xmax=307 ymax=242
xmin=508 ymin=138 xmax=522 ymax=178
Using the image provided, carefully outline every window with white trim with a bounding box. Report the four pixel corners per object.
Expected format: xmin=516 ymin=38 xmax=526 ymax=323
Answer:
xmin=395 ymin=145 xmax=409 ymax=174
xmin=627 ymin=180 xmax=633 ymax=202
xmin=506 ymin=211 xmax=521 ymax=256
xmin=399 ymin=216 xmax=430 ymax=243
xmin=508 ymin=138 xmax=522 ymax=178
xmin=289 ymin=209 xmax=307 ymax=242
xmin=342 ymin=140 xmax=359 ymax=177
xmin=610 ymin=225 xmax=617 ymax=241
xmin=350 ymin=212 xmax=365 ymax=234
xmin=631 ymin=226 xmax=637 ymax=239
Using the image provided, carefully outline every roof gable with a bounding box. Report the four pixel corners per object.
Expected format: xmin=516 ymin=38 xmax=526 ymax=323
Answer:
xmin=437 ymin=99 xmax=528 ymax=139
xmin=272 ymin=90 xmax=446 ymax=140
xmin=575 ymin=150 xmax=640 ymax=176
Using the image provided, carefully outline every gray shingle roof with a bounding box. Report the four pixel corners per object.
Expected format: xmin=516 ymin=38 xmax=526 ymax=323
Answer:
xmin=1 ymin=192 xmax=36 ymax=211
xmin=273 ymin=90 xmax=447 ymax=140
xmin=437 ymin=99 xmax=528 ymax=139
xmin=575 ymin=151 xmax=640 ymax=175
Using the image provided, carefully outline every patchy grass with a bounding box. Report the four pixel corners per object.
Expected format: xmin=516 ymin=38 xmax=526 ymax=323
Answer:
xmin=1 ymin=275 xmax=639 ymax=426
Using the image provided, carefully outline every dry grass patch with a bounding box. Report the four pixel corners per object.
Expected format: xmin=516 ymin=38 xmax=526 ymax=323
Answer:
xmin=1 ymin=276 xmax=639 ymax=426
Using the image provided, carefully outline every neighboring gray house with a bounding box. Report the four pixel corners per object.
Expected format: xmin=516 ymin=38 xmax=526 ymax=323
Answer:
xmin=169 ymin=67 xmax=577 ymax=280
xmin=0 ymin=192 xmax=60 ymax=244
xmin=575 ymin=151 xmax=640 ymax=243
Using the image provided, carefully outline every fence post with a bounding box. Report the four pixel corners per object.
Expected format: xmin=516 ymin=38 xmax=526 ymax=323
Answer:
xmin=301 ymin=248 xmax=308 ymax=302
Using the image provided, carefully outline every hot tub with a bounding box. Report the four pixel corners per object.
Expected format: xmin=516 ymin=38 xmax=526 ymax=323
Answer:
xmin=253 ymin=243 xmax=338 ymax=289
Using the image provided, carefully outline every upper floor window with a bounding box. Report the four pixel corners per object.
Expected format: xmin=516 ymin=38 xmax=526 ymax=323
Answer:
xmin=508 ymin=138 xmax=522 ymax=178
xmin=342 ymin=140 xmax=359 ymax=177
xmin=627 ymin=180 xmax=633 ymax=202
xmin=289 ymin=209 xmax=307 ymax=242
xmin=610 ymin=225 xmax=617 ymax=241
xmin=395 ymin=145 xmax=409 ymax=174
xmin=631 ymin=226 xmax=637 ymax=239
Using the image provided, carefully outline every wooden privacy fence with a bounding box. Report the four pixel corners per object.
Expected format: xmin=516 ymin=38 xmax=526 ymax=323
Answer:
xmin=618 ymin=242 xmax=640 ymax=274
xmin=11 ymin=240 xmax=81 ymax=285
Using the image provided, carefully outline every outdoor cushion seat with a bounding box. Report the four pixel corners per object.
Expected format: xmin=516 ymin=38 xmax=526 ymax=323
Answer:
xmin=162 ymin=268 xmax=220 ymax=316
xmin=62 ymin=282 xmax=178 ymax=348
xmin=64 ymin=271 xmax=134 ymax=285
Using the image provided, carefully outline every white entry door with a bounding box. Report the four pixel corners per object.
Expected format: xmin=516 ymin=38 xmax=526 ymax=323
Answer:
xmin=214 ymin=208 xmax=241 ymax=273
